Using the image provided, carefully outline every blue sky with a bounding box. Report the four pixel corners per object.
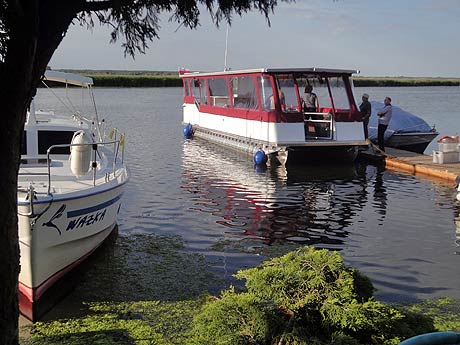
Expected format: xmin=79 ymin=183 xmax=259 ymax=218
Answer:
xmin=50 ymin=0 xmax=460 ymax=77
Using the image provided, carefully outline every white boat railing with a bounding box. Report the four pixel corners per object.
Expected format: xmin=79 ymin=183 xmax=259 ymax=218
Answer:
xmin=108 ymin=128 xmax=125 ymax=163
xmin=17 ymin=136 xmax=124 ymax=218
xmin=304 ymin=112 xmax=333 ymax=140
xmin=44 ymin=138 xmax=123 ymax=195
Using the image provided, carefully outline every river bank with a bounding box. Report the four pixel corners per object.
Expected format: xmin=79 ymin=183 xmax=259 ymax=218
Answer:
xmin=51 ymin=69 xmax=460 ymax=87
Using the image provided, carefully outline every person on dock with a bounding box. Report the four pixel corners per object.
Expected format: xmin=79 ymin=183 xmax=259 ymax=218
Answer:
xmin=303 ymin=85 xmax=319 ymax=112
xmin=359 ymin=93 xmax=372 ymax=139
xmin=377 ymin=97 xmax=393 ymax=152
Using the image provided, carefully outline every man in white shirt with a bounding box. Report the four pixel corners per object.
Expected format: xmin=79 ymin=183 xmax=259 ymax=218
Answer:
xmin=377 ymin=97 xmax=393 ymax=152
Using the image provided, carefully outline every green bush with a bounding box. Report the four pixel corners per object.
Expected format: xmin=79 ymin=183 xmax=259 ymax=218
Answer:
xmin=188 ymin=289 xmax=284 ymax=345
xmin=189 ymin=247 xmax=436 ymax=345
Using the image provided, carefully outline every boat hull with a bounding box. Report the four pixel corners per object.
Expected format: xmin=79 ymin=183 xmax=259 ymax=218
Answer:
xmin=286 ymin=145 xmax=359 ymax=163
xmin=190 ymin=125 xmax=362 ymax=164
xmin=18 ymin=182 xmax=126 ymax=320
xmin=18 ymin=225 xmax=118 ymax=321
xmin=385 ymin=132 xmax=438 ymax=154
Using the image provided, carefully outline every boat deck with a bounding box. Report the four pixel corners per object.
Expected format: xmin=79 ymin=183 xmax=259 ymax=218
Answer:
xmin=18 ymin=154 xmax=125 ymax=200
xmin=359 ymin=145 xmax=460 ymax=183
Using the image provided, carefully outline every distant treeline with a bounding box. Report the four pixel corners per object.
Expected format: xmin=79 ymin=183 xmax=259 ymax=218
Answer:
xmin=354 ymin=77 xmax=460 ymax=87
xmin=53 ymin=70 xmax=460 ymax=87
xmin=51 ymin=69 xmax=182 ymax=87
xmin=93 ymin=75 xmax=181 ymax=87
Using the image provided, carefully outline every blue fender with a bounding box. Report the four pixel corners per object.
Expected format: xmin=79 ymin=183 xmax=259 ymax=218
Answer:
xmin=400 ymin=332 xmax=460 ymax=345
xmin=253 ymin=150 xmax=268 ymax=166
xmin=183 ymin=124 xmax=193 ymax=139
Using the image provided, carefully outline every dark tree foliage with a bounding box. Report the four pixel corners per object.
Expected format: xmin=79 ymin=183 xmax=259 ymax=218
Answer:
xmin=0 ymin=0 xmax=288 ymax=343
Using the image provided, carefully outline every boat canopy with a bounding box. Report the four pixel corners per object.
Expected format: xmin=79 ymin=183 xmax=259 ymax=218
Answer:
xmin=368 ymin=101 xmax=434 ymax=140
xmin=180 ymin=67 xmax=359 ymax=78
xmin=43 ymin=70 xmax=94 ymax=87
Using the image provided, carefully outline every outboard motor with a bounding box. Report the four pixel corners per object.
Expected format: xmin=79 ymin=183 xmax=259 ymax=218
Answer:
xmin=70 ymin=130 xmax=92 ymax=178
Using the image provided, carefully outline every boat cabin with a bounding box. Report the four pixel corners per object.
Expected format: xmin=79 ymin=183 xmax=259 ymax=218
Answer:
xmin=21 ymin=71 xmax=95 ymax=164
xmin=181 ymin=68 xmax=363 ymax=140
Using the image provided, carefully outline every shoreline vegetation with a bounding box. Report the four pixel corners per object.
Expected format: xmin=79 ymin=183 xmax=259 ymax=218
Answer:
xmin=52 ymin=69 xmax=460 ymax=87
xmin=20 ymin=233 xmax=460 ymax=345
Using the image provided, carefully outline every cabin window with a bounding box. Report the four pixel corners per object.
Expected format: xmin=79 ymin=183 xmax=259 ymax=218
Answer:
xmin=258 ymin=76 xmax=274 ymax=111
xmin=38 ymin=130 xmax=75 ymax=154
xmin=192 ymin=78 xmax=208 ymax=105
xmin=231 ymin=76 xmax=258 ymax=110
xmin=275 ymin=74 xmax=301 ymax=112
xmin=297 ymin=76 xmax=332 ymax=111
xmin=328 ymin=77 xmax=350 ymax=109
xmin=184 ymin=80 xmax=190 ymax=96
xmin=208 ymin=77 xmax=230 ymax=108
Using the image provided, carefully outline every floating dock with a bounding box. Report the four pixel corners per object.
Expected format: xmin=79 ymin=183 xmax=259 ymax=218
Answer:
xmin=359 ymin=145 xmax=460 ymax=183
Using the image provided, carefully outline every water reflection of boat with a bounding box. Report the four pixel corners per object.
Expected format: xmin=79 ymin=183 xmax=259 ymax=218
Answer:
xmin=368 ymin=101 xmax=438 ymax=153
xmin=182 ymin=138 xmax=367 ymax=249
xmin=18 ymin=71 xmax=129 ymax=320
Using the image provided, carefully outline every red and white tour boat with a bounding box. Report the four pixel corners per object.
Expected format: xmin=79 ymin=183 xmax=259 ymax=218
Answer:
xmin=180 ymin=67 xmax=367 ymax=164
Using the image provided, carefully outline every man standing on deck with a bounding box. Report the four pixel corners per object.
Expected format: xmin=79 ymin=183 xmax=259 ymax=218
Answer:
xmin=359 ymin=93 xmax=372 ymax=139
xmin=377 ymin=97 xmax=393 ymax=152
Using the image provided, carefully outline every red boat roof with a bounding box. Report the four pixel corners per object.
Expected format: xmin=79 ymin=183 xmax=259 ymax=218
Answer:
xmin=179 ymin=67 xmax=360 ymax=78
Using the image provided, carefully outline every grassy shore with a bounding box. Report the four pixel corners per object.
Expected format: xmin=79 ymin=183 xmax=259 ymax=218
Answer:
xmin=55 ymin=69 xmax=460 ymax=87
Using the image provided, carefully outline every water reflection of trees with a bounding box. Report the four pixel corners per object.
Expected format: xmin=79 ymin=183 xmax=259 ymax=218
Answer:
xmin=372 ymin=165 xmax=388 ymax=224
xmin=181 ymin=140 xmax=372 ymax=250
xmin=453 ymin=204 xmax=460 ymax=254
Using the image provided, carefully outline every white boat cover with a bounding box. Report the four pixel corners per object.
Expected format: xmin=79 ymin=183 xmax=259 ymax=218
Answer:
xmin=368 ymin=101 xmax=434 ymax=140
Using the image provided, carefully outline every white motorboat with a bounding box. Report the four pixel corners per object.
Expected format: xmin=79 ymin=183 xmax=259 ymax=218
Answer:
xmin=17 ymin=71 xmax=129 ymax=320
xmin=368 ymin=101 xmax=438 ymax=153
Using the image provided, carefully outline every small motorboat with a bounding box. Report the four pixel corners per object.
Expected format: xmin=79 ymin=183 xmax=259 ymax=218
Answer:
xmin=368 ymin=101 xmax=438 ymax=153
xmin=18 ymin=70 xmax=129 ymax=320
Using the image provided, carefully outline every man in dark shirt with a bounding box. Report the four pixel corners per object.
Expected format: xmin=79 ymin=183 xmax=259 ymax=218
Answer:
xmin=359 ymin=93 xmax=371 ymax=139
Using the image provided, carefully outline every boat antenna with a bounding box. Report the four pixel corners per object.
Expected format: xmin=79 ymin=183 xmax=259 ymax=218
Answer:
xmin=224 ymin=23 xmax=229 ymax=71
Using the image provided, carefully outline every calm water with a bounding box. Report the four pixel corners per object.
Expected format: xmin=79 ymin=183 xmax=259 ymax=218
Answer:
xmin=35 ymin=86 xmax=460 ymax=303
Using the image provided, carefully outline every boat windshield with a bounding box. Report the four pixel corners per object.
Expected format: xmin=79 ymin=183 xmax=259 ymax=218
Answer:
xmin=327 ymin=77 xmax=350 ymax=110
xmin=297 ymin=76 xmax=331 ymax=110
xmin=273 ymin=74 xmax=352 ymax=113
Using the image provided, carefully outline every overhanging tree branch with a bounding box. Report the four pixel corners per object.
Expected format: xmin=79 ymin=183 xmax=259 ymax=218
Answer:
xmin=0 ymin=0 xmax=289 ymax=343
xmin=78 ymin=0 xmax=119 ymax=12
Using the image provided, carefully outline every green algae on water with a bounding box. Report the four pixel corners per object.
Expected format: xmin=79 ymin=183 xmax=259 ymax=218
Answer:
xmin=22 ymin=233 xmax=219 ymax=344
xmin=74 ymin=233 xmax=220 ymax=302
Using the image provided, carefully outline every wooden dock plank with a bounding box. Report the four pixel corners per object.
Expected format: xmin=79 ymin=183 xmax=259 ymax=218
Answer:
xmin=359 ymin=146 xmax=460 ymax=183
